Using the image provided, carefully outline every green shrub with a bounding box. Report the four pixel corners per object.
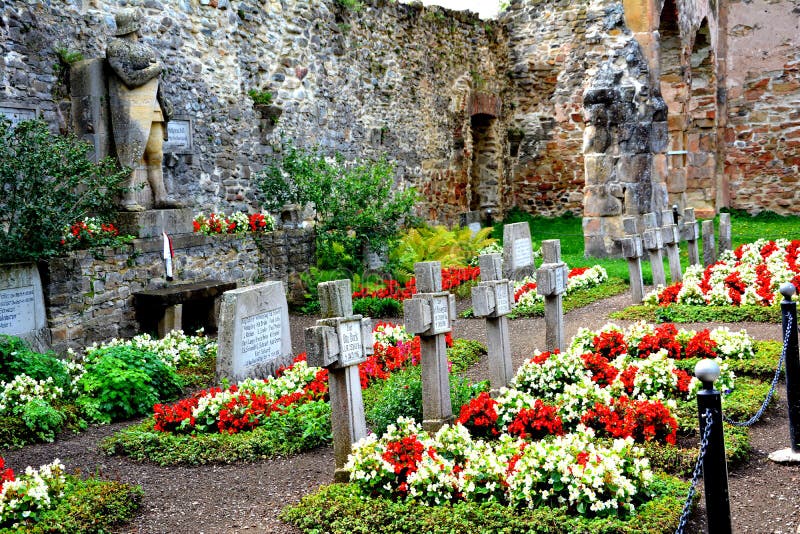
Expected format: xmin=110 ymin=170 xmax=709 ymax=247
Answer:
xmin=102 ymin=400 xmax=331 ymax=465
xmin=352 ymin=297 xmax=402 ymax=317
xmin=611 ymin=304 xmax=781 ymax=323
xmin=2 ymin=476 xmax=143 ymax=533
xmin=0 ymin=335 xmax=71 ymax=390
xmin=364 ymin=365 xmax=487 ymax=436
xmin=256 ymin=142 xmax=418 ymax=272
xmin=448 ymin=338 xmax=486 ymax=373
xmin=20 ymin=399 xmax=66 ymax=442
xmin=0 ymin=119 xmax=128 ymax=262
xmin=77 ymin=345 xmax=183 ymax=424
xmin=280 ymin=475 xmax=688 ymax=534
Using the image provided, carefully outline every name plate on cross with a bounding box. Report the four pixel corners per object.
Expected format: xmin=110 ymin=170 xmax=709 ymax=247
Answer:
xmin=472 ymin=280 xmax=514 ymax=318
xmin=404 ymin=292 xmax=456 ymax=336
xmin=305 ymin=315 xmax=373 ymax=370
xmin=536 ymin=263 xmax=568 ymax=296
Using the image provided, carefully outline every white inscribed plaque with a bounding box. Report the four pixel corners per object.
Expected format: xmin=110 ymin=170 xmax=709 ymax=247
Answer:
xmin=338 ymin=319 xmax=364 ymax=366
xmin=494 ymin=282 xmax=511 ymax=315
xmin=554 ymin=266 xmax=566 ymax=294
xmin=240 ymin=308 xmax=283 ymax=368
xmin=0 ymin=286 xmax=36 ymax=335
xmin=431 ymin=295 xmax=450 ymax=334
xmin=164 ymin=120 xmax=192 ymax=153
xmin=513 ymin=238 xmax=533 ymax=270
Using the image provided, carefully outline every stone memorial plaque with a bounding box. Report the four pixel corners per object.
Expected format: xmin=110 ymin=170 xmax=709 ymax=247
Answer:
xmin=217 ymin=281 xmax=292 ymax=383
xmin=554 ymin=266 xmax=566 ymax=294
xmin=494 ymin=282 xmax=511 ymax=316
xmin=337 ymin=319 xmax=364 ymax=366
xmin=513 ymin=238 xmax=533 ymax=270
xmin=164 ymin=118 xmax=193 ymax=154
xmin=431 ymin=294 xmax=451 ymax=334
xmin=239 ymin=308 xmax=283 ymax=368
xmin=0 ymin=286 xmax=36 ymax=334
xmin=0 ymin=106 xmax=37 ymax=127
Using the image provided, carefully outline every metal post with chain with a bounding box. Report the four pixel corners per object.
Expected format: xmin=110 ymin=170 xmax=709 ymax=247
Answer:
xmin=675 ymin=407 xmax=713 ymax=534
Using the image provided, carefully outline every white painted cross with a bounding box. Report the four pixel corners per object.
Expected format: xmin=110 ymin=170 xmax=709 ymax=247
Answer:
xmin=403 ymin=261 xmax=456 ymax=432
xmin=471 ymin=254 xmax=515 ymax=396
xmin=305 ymin=279 xmax=372 ymax=482
xmin=536 ymin=240 xmax=568 ymax=352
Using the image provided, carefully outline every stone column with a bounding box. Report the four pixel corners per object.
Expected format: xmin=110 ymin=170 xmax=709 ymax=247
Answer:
xmin=661 ymin=209 xmax=683 ymax=283
xmin=703 ymin=220 xmax=717 ymax=267
xmin=305 ymin=279 xmax=371 ymax=482
xmin=642 ymin=212 xmax=667 ymax=287
xmin=404 ymin=261 xmax=455 ymax=432
xmin=621 ymin=217 xmax=645 ymax=304
xmin=682 ymin=208 xmax=701 ymax=266
xmin=536 ymin=240 xmax=568 ymax=352
xmin=719 ymin=213 xmax=732 ymax=254
xmin=471 ymin=254 xmax=515 ymax=396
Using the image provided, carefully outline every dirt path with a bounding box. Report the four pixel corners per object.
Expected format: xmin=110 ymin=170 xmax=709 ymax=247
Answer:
xmin=4 ymin=288 xmax=796 ymax=533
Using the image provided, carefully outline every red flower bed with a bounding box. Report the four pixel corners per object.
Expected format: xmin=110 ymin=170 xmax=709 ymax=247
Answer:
xmin=592 ymin=331 xmax=628 ymax=360
xmin=352 ymin=266 xmax=480 ymax=302
xmin=581 ymin=352 xmax=619 ymax=387
xmin=457 ymin=391 xmax=500 ymax=438
xmin=507 ymin=400 xmax=564 ymax=440
xmin=582 ymin=396 xmax=677 ymax=445
xmin=637 ymin=324 xmax=681 ymax=360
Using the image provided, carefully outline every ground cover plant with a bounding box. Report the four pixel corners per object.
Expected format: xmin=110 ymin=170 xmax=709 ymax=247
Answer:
xmin=283 ymin=320 xmax=772 ymax=532
xmin=0 ymin=331 xmax=214 ymax=450
xmin=0 ymin=456 xmax=141 ymax=532
xmin=102 ymin=323 xmax=488 ymax=465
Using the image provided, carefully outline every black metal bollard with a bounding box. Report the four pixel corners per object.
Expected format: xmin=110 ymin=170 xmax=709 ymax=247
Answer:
xmin=780 ymin=283 xmax=800 ymax=452
xmin=695 ymin=359 xmax=732 ymax=534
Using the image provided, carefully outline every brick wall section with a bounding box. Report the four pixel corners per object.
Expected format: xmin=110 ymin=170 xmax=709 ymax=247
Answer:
xmin=39 ymin=229 xmax=314 ymax=354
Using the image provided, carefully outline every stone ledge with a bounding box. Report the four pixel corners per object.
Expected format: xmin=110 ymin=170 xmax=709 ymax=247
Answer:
xmin=116 ymin=209 xmax=195 ymax=239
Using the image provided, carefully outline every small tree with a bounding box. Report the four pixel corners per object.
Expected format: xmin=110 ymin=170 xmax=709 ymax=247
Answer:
xmin=0 ymin=120 xmax=129 ymax=262
xmin=257 ymin=143 xmax=418 ymax=271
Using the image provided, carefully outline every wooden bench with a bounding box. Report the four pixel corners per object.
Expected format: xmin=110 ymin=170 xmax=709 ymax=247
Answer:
xmin=134 ymin=280 xmax=237 ymax=337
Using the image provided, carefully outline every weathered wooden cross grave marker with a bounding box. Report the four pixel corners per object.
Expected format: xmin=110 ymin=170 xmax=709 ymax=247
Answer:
xmin=719 ymin=212 xmax=732 ymax=254
xmin=305 ymin=279 xmax=373 ymax=482
xmin=702 ymin=220 xmax=717 ymax=267
xmin=642 ymin=212 xmax=667 ymax=288
xmin=503 ymin=222 xmax=535 ymax=280
xmin=661 ymin=209 xmax=683 ymax=283
xmin=536 ymin=240 xmax=568 ymax=352
xmin=682 ymin=207 xmax=701 ymax=266
xmin=404 ymin=261 xmax=456 ymax=432
xmin=621 ymin=216 xmax=645 ymax=304
xmin=471 ymin=254 xmax=515 ymax=395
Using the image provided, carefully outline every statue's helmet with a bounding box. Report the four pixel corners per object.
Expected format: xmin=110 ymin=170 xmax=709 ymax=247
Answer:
xmin=114 ymin=8 xmax=142 ymax=36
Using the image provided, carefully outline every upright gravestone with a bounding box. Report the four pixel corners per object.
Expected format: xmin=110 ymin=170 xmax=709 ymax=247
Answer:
xmin=702 ymin=220 xmax=717 ymax=267
xmin=0 ymin=264 xmax=50 ymax=352
xmin=305 ymin=280 xmax=372 ymax=482
xmin=503 ymin=222 xmax=535 ymax=280
xmin=471 ymin=254 xmax=515 ymax=396
xmin=682 ymin=208 xmax=701 ymax=266
xmin=536 ymin=240 xmax=568 ymax=352
xmin=404 ymin=261 xmax=456 ymax=432
xmin=642 ymin=212 xmax=667 ymax=288
xmin=661 ymin=209 xmax=683 ymax=283
xmin=460 ymin=210 xmax=483 ymax=237
xmin=621 ymin=217 xmax=645 ymax=304
xmin=216 ymin=281 xmax=293 ymax=384
xmin=719 ymin=213 xmax=732 ymax=254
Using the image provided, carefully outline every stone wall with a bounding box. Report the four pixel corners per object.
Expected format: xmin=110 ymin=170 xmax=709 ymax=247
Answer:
xmin=40 ymin=228 xmax=314 ymax=354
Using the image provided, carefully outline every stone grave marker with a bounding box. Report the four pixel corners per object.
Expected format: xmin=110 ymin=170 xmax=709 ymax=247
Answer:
xmin=404 ymin=261 xmax=456 ymax=432
xmin=471 ymin=254 xmax=515 ymax=395
xmin=642 ymin=212 xmax=667 ymax=288
xmin=621 ymin=217 xmax=645 ymax=304
xmin=682 ymin=208 xmax=701 ymax=266
xmin=703 ymin=220 xmax=717 ymax=267
xmin=305 ymin=279 xmax=372 ymax=482
xmin=0 ymin=263 xmax=50 ymax=352
xmin=719 ymin=213 xmax=732 ymax=254
xmin=503 ymin=222 xmax=535 ymax=280
xmin=661 ymin=209 xmax=683 ymax=283
xmin=216 ymin=281 xmax=293 ymax=384
xmin=460 ymin=210 xmax=483 ymax=236
xmin=536 ymin=240 xmax=568 ymax=352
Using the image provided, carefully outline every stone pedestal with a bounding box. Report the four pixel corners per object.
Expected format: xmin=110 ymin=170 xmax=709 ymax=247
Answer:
xmin=117 ymin=208 xmax=194 ymax=238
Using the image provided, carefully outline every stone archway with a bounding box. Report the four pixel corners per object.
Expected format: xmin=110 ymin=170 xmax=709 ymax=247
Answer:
xmin=686 ymin=19 xmax=717 ymax=217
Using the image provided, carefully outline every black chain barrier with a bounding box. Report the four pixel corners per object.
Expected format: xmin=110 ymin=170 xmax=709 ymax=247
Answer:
xmin=722 ymin=313 xmax=792 ymax=427
xmin=675 ymin=407 xmax=714 ymax=534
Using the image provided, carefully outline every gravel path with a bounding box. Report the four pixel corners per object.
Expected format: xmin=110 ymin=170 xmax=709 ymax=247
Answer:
xmin=4 ymin=288 xmax=796 ymax=533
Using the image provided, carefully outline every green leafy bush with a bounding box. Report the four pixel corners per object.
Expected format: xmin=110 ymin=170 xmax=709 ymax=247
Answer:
xmin=280 ymin=475 xmax=688 ymax=534
xmin=256 ymin=143 xmax=418 ymax=272
xmin=611 ymin=304 xmax=781 ymax=323
xmin=364 ymin=365 xmax=487 ymax=436
xmin=76 ymin=346 xmax=183 ymax=424
xmin=0 ymin=335 xmax=71 ymax=390
xmin=20 ymin=399 xmax=66 ymax=442
xmin=448 ymin=338 xmax=486 ymax=373
xmin=101 ymin=400 xmax=331 ymax=465
xmin=352 ymin=297 xmax=402 ymax=317
xmin=0 ymin=119 xmax=128 ymax=262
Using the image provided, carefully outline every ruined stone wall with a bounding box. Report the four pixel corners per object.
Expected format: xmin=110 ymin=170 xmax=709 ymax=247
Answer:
xmin=0 ymin=0 xmax=503 ymax=225
xmin=40 ymin=229 xmax=314 ymax=354
xmin=722 ymin=0 xmax=800 ymax=214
